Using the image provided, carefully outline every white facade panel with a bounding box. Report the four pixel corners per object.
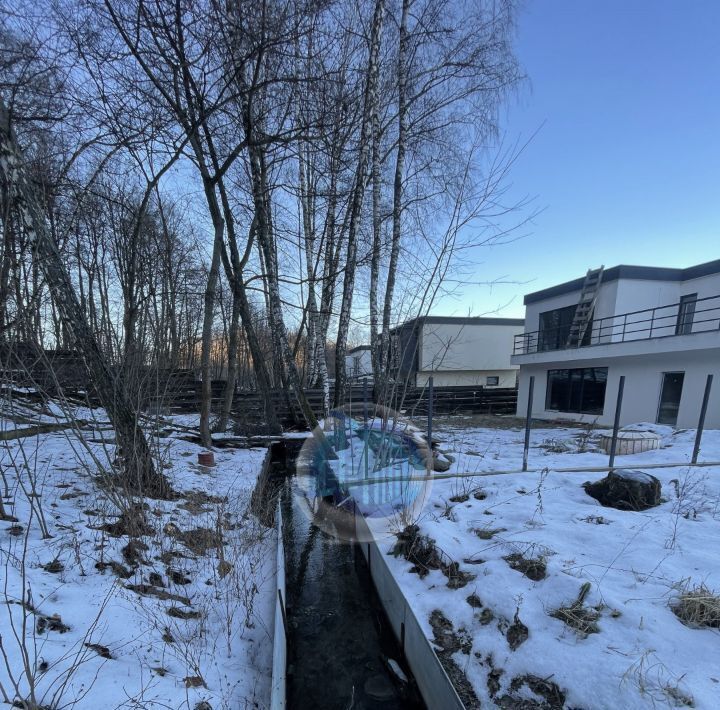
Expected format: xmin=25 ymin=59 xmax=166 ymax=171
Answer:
xmin=513 ymin=329 xmax=720 ymax=366
xmin=420 ymin=322 xmax=524 ymax=372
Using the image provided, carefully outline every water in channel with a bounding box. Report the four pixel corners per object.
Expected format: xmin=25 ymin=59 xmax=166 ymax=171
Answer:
xmin=275 ymin=441 xmax=424 ymax=710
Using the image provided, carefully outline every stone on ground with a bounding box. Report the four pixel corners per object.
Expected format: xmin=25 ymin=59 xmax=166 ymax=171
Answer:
xmin=583 ymin=469 xmax=661 ymax=511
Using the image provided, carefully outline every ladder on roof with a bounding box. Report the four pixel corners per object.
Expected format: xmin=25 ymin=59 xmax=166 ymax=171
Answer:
xmin=566 ymin=266 xmax=604 ymax=347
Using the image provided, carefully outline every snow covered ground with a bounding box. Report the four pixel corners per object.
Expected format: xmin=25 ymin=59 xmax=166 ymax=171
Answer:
xmin=0 ymin=394 xmax=275 ymax=709
xmin=362 ymin=417 xmax=720 ymax=709
xmin=5 ymin=391 xmax=719 ymax=709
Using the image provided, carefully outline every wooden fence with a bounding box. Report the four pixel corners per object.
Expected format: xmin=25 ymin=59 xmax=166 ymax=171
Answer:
xmin=149 ymin=380 xmax=517 ymax=423
xmin=0 ymin=344 xmax=517 ymax=425
xmin=382 ymin=385 xmax=517 ymax=416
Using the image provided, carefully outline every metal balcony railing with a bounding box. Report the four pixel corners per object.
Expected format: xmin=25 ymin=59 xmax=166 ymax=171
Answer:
xmin=513 ymin=294 xmax=720 ymax=356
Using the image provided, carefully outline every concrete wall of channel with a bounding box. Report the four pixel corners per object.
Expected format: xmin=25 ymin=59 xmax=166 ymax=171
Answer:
xmin=355 ymin=511 xmax=466 ymax=710
xmin=270 ymin=503 xmax=286 ymax=709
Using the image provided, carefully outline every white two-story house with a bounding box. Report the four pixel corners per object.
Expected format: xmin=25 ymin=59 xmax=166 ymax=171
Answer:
xmin=511 ymin=259 xmax=720 ymax=428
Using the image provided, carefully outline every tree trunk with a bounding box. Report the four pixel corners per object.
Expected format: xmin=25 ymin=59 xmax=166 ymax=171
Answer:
xmin=380 ymin=0 xmax=410 ymax=393
xmin=215 ymin=283 xmax=240 ymax=432
xmin=369 ymin=84 xmax=383 ymax=386
xmin=315 ymin=133 xmax=343 ymax=419
xmin=215 ymin=190 xmax=281 ymax=433
xmin=334 ymin=0 xmax=386 ymax=406
xmin=0 ymin=100 xmax=169 ymax=497
xmin=198 ymin=190 xmax=223 ymax=448
xmin=238 ymin=91 xmax=332 ymax=454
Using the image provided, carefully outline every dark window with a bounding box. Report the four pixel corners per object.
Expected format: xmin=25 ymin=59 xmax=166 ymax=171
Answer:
xmin=539 ymin=304 xmax=592 ymax=351
xmin=545 ymin=367 xmax=608 ymax=414
xmin=657 ymin=372 xmax=685 ymax=425
xmin=676 ymin=294 xmax=697 ymax=335
xmin=486 ymin=376 xmax=499 ymax=386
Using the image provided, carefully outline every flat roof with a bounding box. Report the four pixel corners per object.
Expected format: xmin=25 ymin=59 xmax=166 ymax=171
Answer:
xmin=347 ymin=345 xmax=371 ymax=354
xmin=524 ymin=258 xmax=720 ymax=305
xmin=390 ymin=315 xmax=525 ymax=333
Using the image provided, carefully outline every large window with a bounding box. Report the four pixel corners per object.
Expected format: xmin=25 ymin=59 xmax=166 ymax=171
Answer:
xmin=545 ymin=367 xmax=608 ymax=414
xmin=539 ymin=305 xmax=592 ymax=351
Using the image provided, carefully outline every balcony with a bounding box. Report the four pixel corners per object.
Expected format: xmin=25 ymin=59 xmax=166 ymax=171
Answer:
xmin=513 ymin=294 xmax=720 ymax=356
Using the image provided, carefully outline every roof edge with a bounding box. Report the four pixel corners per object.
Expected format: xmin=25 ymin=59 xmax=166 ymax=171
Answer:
xmin=524 ymin=258 xmax=720 ymax=305
xmin=390 ymin=315 xmax=525 ymax=332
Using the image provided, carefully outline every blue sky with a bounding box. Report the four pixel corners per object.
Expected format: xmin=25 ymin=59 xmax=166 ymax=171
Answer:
xmin=442 ymin=0 xmax=720 ymax=319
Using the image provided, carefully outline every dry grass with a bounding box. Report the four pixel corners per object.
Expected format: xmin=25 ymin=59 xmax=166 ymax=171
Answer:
xmin=473 ymin=526 xmax=506 ymax=540
xmin=504 ymin=552 xmax=547 ymax=581
xmin=392 ymin=525 xmax=475 ymax=588
xmin=551 ymin=603 xmax=600 ymax=637
xmin=671 ymin=583 xmax=720 ymax=629
xmin=550 ymin=582 xmax=601 ymax=637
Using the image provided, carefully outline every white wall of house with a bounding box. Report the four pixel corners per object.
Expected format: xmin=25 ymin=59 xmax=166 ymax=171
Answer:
xmin=419 ymin=321 xmax=523 ymax=371
xmin=345 ymin=348 xmax=373 ymax=379
xmin=523 ymin=270 xmax=720 ymax=343
xmin=416 ymin=369 xmax=518 ymax=388
xmin=614 ymin=272 xmax=720 ymax=311
xmin=516 ymin=349 xmax=720 ymax=429
xmin=416 ymin=320 xmax=523 ymax=388
xmin=615 ymin=274 xmax=720 ymax=341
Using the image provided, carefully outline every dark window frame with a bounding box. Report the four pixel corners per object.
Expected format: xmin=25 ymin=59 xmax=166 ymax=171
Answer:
xmin=538 ymin=304 xmax=593 ymax=351
xmin=486 ymin=376 xmax=500 ymax=386
xmin=545 ymin=367 xmax=608 ymax=414
xmin=676 ymin=293 xmax=697 ymax=335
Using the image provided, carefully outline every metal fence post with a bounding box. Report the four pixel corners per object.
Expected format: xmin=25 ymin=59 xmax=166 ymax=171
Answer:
xmin=427 ymin=376 xmax=434 ymax=472
xmin=363 ymin=378 xmax=369 ymax=479
xmin=522 ymin=376 xmax=535 ymax=472
xmin=692 ymin=374 xmax=714 ymax=464
xmin=608 ymin=375 xmax=625 ymax=469
xmin=363 ymin=377 xmax=369 ymax=425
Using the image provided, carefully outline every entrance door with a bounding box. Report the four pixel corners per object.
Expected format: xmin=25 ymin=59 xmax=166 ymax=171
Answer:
xmin=657 ymin=372 xmax=685 ymax=425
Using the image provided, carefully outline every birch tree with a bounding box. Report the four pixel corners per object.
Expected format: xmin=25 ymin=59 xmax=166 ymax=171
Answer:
xmin=333 ymin=0 xmax=386 ymax=405
xmin=368 ymin=0 xmax=522 ymax=393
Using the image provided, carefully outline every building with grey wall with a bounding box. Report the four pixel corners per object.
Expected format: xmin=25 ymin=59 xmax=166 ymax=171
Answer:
xmin=389 ymin=316 xmax=524 ymax=388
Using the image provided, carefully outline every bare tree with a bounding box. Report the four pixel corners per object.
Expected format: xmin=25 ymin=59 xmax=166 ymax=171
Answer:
xmin=0 ymin=99 xmax=169 ymax=495
xmin=83 ymin=0 xmax=282 ymax=440
xmin=334 ymin=0 xmax=386 ymax=405
xmin=367 ymin=0 xmax=522 ymax=397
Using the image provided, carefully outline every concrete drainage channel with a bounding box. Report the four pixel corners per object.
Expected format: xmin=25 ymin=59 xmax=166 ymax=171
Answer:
xmin=259 ymin=438 xmax=437 ymax=710
xmin=355 ymin=511 xmax=466 ymax=710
